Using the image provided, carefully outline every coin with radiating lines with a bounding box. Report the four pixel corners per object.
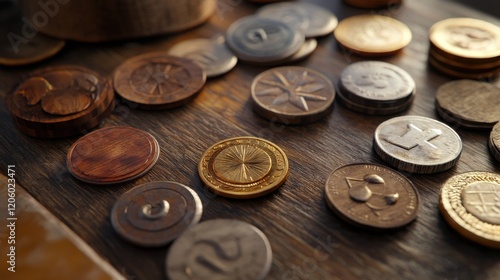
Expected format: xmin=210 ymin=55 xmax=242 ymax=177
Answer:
xmin=251 ymin=66 xmax=335 ymax=124
xmin=111 ymin=181 xmax=202 ymax=247
xmin=198 ymin=137 xmax=288 ymax=198
xmin=440 ymin=172 xmax=500 ymax=249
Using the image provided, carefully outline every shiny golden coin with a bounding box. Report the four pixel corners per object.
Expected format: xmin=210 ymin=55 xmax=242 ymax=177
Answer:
xmin=334 ymin=15 xmax=411 ymax=56
xmin=440 ymin=172 xmax=500 ymax=249
xmin=198 ymin=137 xmax=289 ymax=199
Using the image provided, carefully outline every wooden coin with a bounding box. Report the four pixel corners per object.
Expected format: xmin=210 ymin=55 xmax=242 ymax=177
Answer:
xmin=67 ymin=126 xmax=159 ymax=184
xmin=440 ymin=172 xmax=500 ymax=249
xmin=113 ymin=53 xmax=206 ymax=110
xmin=198 ymin=137 xmax=288 ymax=199
xmin=166 ymin=219 xmax=272 ymax=280
xmin=251 ymin=67 xmax=335 ymax=124
xmin=325 ymin=163 xmax=419 ymax=230
xmin=334 ymin=15 xmax=411 ymax=56
xmin=111 ymin=181 xmax=202 ymax=247
xmin=489 ymin=122 xmax=500 ymax=162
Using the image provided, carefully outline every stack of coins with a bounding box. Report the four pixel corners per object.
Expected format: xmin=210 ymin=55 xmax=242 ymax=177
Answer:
xmin=337 ymin=61 xmax=415 ymax=115
xmin=429 ymin=18 xmax=500 ymax=79
xmin=5 ymin=65 xmax=114 ymax=138
xmin=489 ymin=122 xmax=500 ymax=162
xmin=343 ymin=0 xmax=403 ymax=9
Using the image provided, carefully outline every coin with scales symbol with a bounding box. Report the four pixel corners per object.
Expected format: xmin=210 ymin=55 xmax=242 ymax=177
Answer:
xmin=345 ymin=173 xmax=399 ymax=214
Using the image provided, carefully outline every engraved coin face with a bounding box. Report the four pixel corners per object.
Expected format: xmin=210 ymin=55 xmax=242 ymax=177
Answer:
xmin=113 ymin=53 xmax=206 ymax=109
xmin=168 ymin=36 xmax=238 ymax=78
xmin=166 ymin=219 xmax=272 ymax=280
xmin=226 ymin=15 xmax=304 ymax=63
xmin=374 ymin=116 xmax=462 ymax=173
xmin=325 ymin=163 xmax=419 ymax=230
xmin=251 ymin=66 xmax=335 ymax=124
xmin=198 ymin=137 xmax=289 ymax=198
xmin=256 ymin=2 xmax=338 ymax=38
xmin=334 ymin=15 xmax=412 ymax=56
xmin=67 ymin=126 xmax=160 ymax=184
xmin=440 ymin=172 xmax=500 ymax=248
xmin=111 ymin=181 xmax=202 ymax=247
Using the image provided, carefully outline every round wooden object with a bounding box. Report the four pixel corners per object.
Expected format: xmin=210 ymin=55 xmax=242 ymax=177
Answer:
xmin=19 ymin=0 xmax=217 ymax=42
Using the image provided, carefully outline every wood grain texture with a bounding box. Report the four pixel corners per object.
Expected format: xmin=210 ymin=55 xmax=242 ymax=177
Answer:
xmin=1 ymin=0 xmax=500 ymax=279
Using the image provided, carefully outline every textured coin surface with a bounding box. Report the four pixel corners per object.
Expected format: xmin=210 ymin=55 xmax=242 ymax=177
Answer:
xmin=334 ymin=15 xmax=411 ymax=56
xmin=325 ymin=163 xmax=419 ymax=229
xmin=166 ymin=219 xmax=272 ymax=280
xmin=251 ymin=66 xmax=335 ymax=124
xmin=256 ymin=2 xmax=338 ymax=38
xmin=113 ymin=52 xmax=206 ymax=109
xmin=168 ymin=36 xmax=238 ymax=78
xmin=226 ymin=15 xmax=304 ymax=63
xmin=111 ymin=181 xmax=202 ymax=247
xmin=440 ymin=172 xmax=500 ymax=248
xmin=436 ymin=80 xmax=500 ymax=128
xmin=67 ymin=126 xmax=159 ymax=184
xmin=374 ymin=116 xmax=462 ymax=173
xmin=198 ymin=137 xmax=288 ymax=198
xmin=489 ymin=122 xmax=500 ymax=162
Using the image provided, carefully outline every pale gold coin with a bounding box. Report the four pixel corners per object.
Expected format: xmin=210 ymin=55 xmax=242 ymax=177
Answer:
xmin=334 ymin=15 xmax=412 ymax=56
xmin=198 ymin=137 xmax=289 ymax=199
xmin=440 ymin=172 xmax=500 ymax=249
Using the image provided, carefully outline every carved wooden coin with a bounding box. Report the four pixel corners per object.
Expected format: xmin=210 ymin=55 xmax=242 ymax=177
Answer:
xmin=325 ymin=163 xmax=419 ymax=230
xmin=440 ymin=172 xmax=500 ymax=248
xmin=166 ymin=219 xmax=272 ymax=280
xmin=113 ymin=52 xmax=206 ymax=109
xmin=198 ymin=137 xmax=288 ymax=199
xmin=111 ymin=181 xmax=202 ymax=247
xmin=67 ymin=126 xmax=159 ymax=184
xmin=251 ymin=67 xmax=335 ymax=124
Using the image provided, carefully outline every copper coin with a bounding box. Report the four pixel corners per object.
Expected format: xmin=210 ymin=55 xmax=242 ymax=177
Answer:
xmin=428 ymin=56 xmax=500 ymax=79
xmin=111 ymin=181 xmax=202 ymax=247
xmin=325 ymin=163 xmax=419 ymax=230
xmin=166 ymin=219 xmax=272 ymax=280
xmin=67 ymin=126 xmax=159 ymax=184
xmin=440 ymin=172 xmax=500 ymax=248
xmin=198 ymin=137 xmax=289 ymax=199
xmin=113 ymin=52 xmax=206 ymax=110
xmin=489 ymin=122 xmax=500 ymax=162
xmin=251 ymin=67 xmax=335 ymax=124
xmin=429 ymin=47 xmax=500 ymax=70
xmin=334 ymin=15 xmax=411 ymax=56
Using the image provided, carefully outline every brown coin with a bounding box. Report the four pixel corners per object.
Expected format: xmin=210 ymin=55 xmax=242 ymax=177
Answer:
xmin=440 ymin=172 xmax=500 ymax=249
xmin=325 ymin=163 xmax=419 ymax=230
xmin=334 ymin=15 xmax=411 ymax=56
xmin=251 ymin=66 xmax=335 ymax=124
xmin=436 ymin=80 xmax=500 ymax=128
xmin=111 ymin=181 xmax=202 ymax=247
xmin=67 ymin=126 xmax=159 ymax=184
xmin=489 ymin=122 xmax=500 ymax=162
xmin=428 ymin=56 xmax=500 ymax=79
xmin=113 ymin=52 xmax=206 ymax=110
xmin=429 ymin=47 xmax=500 ymax=70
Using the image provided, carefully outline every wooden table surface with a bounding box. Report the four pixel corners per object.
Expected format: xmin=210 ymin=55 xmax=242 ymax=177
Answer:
xmin=1 ymin=0 xmax=500 ymax=279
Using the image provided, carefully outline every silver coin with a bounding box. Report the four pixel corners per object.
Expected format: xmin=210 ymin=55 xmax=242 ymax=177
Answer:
xmin=256 ymin=2 xmax=338 ymax=38
xmin=245 ymin=38 xmax=317 ymax=66
xmin=373 ymin=116 xmax=462 ymax=173
xmin=168 ymin=36 xmax=238 ymax=78
xmin=166 ymin=219 xmax=272 ymax=280
xmin=226 ymin=15 xmax=304 ymax=63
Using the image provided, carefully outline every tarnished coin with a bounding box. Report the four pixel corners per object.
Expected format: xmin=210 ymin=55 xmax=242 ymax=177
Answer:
xmin=334 ymin=15 xmax=411 ymax=56
xmin=325 ymin=163 xmax=419 ymax=230
xmin=226 ymin=15 xmax=304 ymax=63
xmin=251 ymin=66 xmax=335 ymax=124
xmin=111 ymin=181 xmax=202 ymax=247
xmin=440 ymin=172 xmax=500 ymax=248
xmin=166 ymin=219 xmax=272 ymax=280
xmin=336 ymin=86 xmax=413 ymax=115
xmin=67 ymin=126 xmax=159 ymax=184
xmin=436 ymin=80 xmax=500 ymax=129
xmin=373 ymin=116 xmax=462 ymax=173
xmin=247 ymin=39 xmax=317 ymax=66
xmin=489 ymin=122 xmax=500 ymax=162
xmin=343 ymin=0 xmax=403 ymax=9
xmin=113 ymin=52 xmax=206 ymax=110
xmin=198 ymin=137 xmax=288 ymax=198
xmin=256 ymin=2 xmax=338 ymax=38
xmin=168 ymin=36 xmax=237 ymax=78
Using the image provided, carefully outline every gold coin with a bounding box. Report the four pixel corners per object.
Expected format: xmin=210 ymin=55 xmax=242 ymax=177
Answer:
xmin=334 ymin=15 xmax=411 ymax=56
xmin=440 ymin=172 xmax=500 ymax=249
xmin=198 ymin=137 xmax=289 ymax=199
